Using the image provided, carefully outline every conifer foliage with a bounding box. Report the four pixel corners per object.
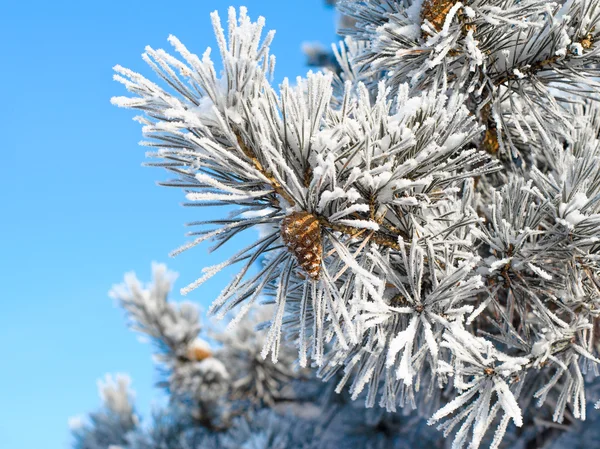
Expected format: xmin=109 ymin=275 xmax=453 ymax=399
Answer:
xmin=76 ymin=1 xmax=600 ymax=448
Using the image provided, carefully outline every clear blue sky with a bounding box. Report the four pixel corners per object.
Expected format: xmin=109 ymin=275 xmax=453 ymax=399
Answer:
xmin=0 ymin=2 xmax=336 ymax=448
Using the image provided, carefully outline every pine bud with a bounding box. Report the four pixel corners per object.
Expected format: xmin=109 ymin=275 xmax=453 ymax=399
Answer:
xmin=281 ymin=211 xmax=323 ymax=280
xmin=186 ymin=338 xmax=213 ymax=361
xmin=482 ymin=128 xmax=500 ymax=154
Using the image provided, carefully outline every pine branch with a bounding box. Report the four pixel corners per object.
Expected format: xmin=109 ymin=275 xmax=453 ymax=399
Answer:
xmin=234 ymin=130 xmax=408 ymax=250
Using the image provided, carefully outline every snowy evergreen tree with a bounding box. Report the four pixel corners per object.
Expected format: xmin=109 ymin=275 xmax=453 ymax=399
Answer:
xmin=75 ymin=1 xmax=600 ymax=447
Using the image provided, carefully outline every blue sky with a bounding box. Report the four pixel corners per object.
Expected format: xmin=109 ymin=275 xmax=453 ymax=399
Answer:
xmin=0 ymin=2 xmax=336 ymax=448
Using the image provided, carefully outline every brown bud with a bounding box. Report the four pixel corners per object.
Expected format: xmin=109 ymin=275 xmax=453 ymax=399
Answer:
xmin=186 ymin=339 xmax=213 ymax=361
xmin=482 ymin=127 xmax=500 ymax=154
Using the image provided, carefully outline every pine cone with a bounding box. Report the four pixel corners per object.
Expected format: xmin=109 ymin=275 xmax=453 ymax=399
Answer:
xmin=422 ymin=0 xmax=455 ymax=32
xmin=281 ymin=211 xmax=323 ymax=280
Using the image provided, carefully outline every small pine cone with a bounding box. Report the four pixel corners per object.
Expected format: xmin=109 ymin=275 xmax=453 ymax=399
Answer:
xmin=281 ymin=211 xmax=323 ymax=280
xmin=186 ymin=338 xmax=213 ymax=361
xmin=422 ymin=0 xmax=455 ymax=32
